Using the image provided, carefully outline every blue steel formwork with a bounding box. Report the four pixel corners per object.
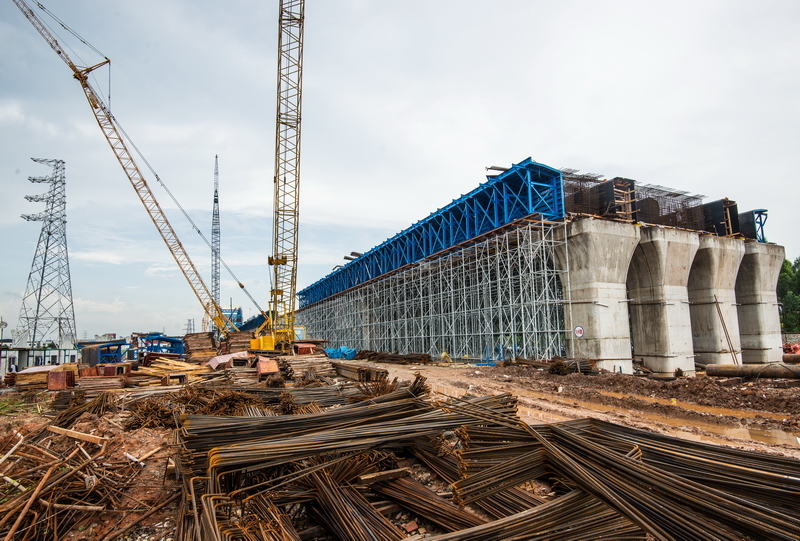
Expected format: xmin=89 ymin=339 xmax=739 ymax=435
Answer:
xmin=298 ymin=158 xmax=564 ymax=307
xmin=296 ymin=159 xmax=568 ymax=362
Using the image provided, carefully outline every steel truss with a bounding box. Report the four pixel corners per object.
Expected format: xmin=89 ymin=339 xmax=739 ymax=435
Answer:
xmin=15 ymin=158 xmax=77 ymax=348
xmin=297 ymin=220 xmax=568 ymax=361
xmin=269 ymin=0 xmax=304 ymax=337
xmin=298 ymin=158 xmax=564 ymax=307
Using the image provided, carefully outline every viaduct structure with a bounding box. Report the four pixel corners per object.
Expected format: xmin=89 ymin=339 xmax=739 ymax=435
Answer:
xmin=296 ymin=158 xmax=783 ymax=376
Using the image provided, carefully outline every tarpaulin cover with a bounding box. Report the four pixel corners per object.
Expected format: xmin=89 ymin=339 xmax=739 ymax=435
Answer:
xmin=325 ymin=347 xmax=357 ymax=360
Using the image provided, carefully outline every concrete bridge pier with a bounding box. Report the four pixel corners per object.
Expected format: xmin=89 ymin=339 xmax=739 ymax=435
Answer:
xmin=555 ymin=217 xmax=640 ymax=374
xmin=687 ymin=235 xmax=746 ymax=365
xmin=627 ymin=227 xmax=699 ymax=377
xmin=735 ymin=241 xmax=784 ymax=363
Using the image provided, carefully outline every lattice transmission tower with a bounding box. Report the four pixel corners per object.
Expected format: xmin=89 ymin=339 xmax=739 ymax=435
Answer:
xmin=211 ymin=155 xmax=221 ymax=317
xmin=14 ymin=158 xmax=77 ymax=348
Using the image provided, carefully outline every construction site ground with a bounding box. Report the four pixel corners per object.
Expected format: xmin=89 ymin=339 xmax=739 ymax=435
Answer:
xmin=375 ymin=362 xmax=800 ymax=459
xmin=3 ymin=358 xmax=800 ymax=540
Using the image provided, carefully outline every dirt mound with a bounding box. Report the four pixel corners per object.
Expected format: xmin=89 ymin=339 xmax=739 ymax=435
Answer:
xmin=477 ymin=365 xmax=800 ymax=415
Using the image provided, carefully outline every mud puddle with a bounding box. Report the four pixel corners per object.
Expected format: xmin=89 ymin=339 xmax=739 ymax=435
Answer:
xmin=424 ymin=379 xmax=800 ymax=448
xmin=497 ymin=386 xmax=800 ymax=448
xmin=595 ymin=390 xmax=789 ymax=421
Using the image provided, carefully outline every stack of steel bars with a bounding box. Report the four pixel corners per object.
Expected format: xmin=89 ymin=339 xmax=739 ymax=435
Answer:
xmin=171 ymin=376 xmax=800 ymax=541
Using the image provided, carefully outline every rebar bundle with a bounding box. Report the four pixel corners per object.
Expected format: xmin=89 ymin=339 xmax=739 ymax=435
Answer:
xmin=165 ymin=377 xmax=800 ymax=541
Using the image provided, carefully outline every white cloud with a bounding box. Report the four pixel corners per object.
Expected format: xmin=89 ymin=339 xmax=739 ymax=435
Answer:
xmin=73 ymin=296 xmax=125 ymax=314
xmin=71 ymin=251 xmax=130 ymax=265
xmin=143 ymin=264 xmax=179 ymax=277
xmin=2 ymin=0 xmax=799 ymax=336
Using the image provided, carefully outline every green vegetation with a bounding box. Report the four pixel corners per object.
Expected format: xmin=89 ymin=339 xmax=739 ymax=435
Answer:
xmin=778 ymin=257 xmax=800 ymax=334
xmin=0 ymin=397 xmax=25 ymax=416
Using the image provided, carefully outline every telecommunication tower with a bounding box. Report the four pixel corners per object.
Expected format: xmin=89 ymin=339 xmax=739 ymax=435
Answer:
xmin=14 ymin=158 xmax=77 ymax=348
xmin=211 ymin=155 xmax=221 ymax=314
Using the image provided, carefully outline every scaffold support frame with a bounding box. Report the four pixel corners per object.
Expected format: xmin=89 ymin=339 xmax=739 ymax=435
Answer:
xmin=297 ymin=219 xmax=568 ymax=361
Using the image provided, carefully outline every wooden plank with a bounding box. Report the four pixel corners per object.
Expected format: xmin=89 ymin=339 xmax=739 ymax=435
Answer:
xmin=47 ymin=426 xmax=109 ymax=445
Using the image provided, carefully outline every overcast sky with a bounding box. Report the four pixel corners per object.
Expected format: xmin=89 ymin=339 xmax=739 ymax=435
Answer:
xmin=1 ymin=0 xmax=798 ymax=339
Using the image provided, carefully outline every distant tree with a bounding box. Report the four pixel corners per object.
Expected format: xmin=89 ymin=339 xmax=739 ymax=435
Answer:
xmin=778 ymin=257 xmax=800 ymax=334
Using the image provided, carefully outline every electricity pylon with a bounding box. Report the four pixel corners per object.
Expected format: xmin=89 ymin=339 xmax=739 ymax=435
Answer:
xmin=14 ymin=158 xmax=77 ymax=349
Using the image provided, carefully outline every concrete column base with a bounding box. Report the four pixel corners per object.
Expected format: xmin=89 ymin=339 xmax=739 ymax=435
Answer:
xmin=555 ymin=217 xmax=640 ymax=374
xmin=688 ymin=236 xmax=746 ymax=365
xmin=735 ymin=241 xmax=784 ymax=364
xmin=628 ymin=227 xmax=699 ymax=377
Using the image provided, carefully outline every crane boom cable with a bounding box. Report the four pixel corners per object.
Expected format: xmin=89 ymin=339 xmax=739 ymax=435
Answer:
xmin=23 ymin=0 xmax=267 ymax=320
xmin=103 ymin=104 xmax=269 ymax=316
xmin=12 ymin=0 xmax=241 ymax=334
xmin=32 ymin=1 xmax=111 ymax=104
xmin=35 ymin=1 xmax=105 ymax=58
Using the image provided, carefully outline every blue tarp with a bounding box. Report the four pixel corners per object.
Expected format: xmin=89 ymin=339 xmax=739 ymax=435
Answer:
xmin=325 ymin=347 xmax=358 ymax=360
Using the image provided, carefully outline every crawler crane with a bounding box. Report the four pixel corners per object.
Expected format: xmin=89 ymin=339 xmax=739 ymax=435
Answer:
xmin=12 ymin=0 xmax=238 ymax=336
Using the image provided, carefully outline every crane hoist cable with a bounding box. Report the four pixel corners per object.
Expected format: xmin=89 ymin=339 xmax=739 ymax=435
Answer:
xmin=33 ymin=1 xmax=113 ymax=107
xmin=13 ymin=0 xmax=271 ymax=335
xmin=112 ymin=117 xmax=270 ymax=318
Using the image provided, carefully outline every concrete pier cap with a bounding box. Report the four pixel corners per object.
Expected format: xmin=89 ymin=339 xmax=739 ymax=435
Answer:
xmin=627 ymin=226 xmax=699 ymax=377
xmin=687 ymin=235 xmax=746 ymax=366
xmin=735 ymin=241 xmax=784 ymax=364
xmin=555 ymin=217 xmax=640 ymax=374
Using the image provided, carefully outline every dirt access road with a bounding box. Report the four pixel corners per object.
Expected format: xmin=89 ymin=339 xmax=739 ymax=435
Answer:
xmin=371 ymin=361 xmax=800 ymax=459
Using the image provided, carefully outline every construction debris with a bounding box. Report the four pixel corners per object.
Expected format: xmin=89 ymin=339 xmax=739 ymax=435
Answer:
xmin=11 ymin=363 xmax=80 ymax=391
xmin=515 ymin=355 xmax=594 ymax=374
xmin=279 ymin=353 xmax=338 ymax=379
xmin=354 ymin=350 xmax=434 ymax=364
xmin=4 ymin=349 xmax=800 ymax=540
xmin=0 ymin=410 xmax=175 ymax=540
xmin=182 ymin=331 xmax=217 ymax=363
xmin=226 ymin=330 xmax=255 ymax=353
xmin=332 ymin=361 xmax=389 ymax=382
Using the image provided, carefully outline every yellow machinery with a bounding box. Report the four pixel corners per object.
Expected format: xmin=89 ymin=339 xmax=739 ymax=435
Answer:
xmin=13 ymin=0 xmax=238 ymax=337
xmin=255 ymin=0 xmax=306 ymax=352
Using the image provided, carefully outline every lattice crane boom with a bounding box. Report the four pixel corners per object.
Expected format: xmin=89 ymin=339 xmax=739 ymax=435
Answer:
xmin=268 ymin=0 xmax=305 ymax=347
xmin=13 ymin=0 xmax=237 ymax=336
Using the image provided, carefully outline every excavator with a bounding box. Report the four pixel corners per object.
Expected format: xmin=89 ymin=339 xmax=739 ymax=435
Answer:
xmin=13 ymin=0 xmax=305 ymax=352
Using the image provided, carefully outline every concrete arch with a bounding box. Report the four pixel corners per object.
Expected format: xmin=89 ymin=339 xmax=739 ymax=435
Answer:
xmin=687 ymin=235 xmax=745 ymax=365
xmin=626 ymin=227 xmax=699 ymax=377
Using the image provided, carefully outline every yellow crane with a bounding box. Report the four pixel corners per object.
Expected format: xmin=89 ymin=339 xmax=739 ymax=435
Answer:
xmin=13 ymin=0 xmax=238 ymax=337
xmin=255 ymin=0 xmax=306 ymax=351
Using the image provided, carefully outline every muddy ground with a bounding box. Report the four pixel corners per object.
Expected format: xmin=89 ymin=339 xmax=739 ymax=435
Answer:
xmin=373 ymin=361 xmax=800 ymax=460
xmin=3 ymin=362 xmax=800 ymax=540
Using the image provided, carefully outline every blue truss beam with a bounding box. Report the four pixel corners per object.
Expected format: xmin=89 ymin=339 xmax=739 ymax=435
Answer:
xmin=298 ymin=158 xmax=564 ymax=307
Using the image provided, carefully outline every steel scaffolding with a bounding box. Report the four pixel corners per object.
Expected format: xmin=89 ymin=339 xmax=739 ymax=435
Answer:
xmin=297 ymin=219 xmax=568 ymax=361
xmin=299 ymin=158 xmax=564 ymax=306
